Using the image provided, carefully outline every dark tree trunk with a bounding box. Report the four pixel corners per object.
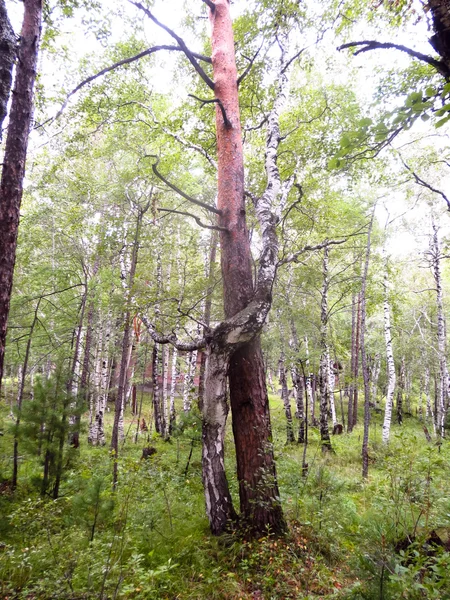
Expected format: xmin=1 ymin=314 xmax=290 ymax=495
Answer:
xmin=209 ymin=0 xmax=285 ymax=535
xmin=152 ymin=343 xmax=163 ymax=434
xmin=397 ymin=356 xmax=405 ymax=426
xmin=428 ymin=0 xmax=450 ymax=74
xmin=0 ymin=0 xmax=17 ymax=139
xmin=0 ymin=0 xmax=42 ymax=391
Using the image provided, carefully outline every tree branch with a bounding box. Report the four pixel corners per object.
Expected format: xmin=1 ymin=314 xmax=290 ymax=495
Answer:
xmin=278 ymin=239 xmax=348 ymax=266
xmin=237 ymin=42 xmax=263 ymax=87
xmin=397 ymin=152 xmax=450 ymax=211
xmin=188 ymin=94 xmax=232 ymax=129
xmin=129 ymin=1 xmax=215 ymax=90
xmin=140 ymin=314 xmax=206 ymax=351
xmin=338 ymin=40 xmax=449 ymax=78
xmin=145 ymin=156 xmax=222 ymax=215
xmin=36 ymin=46 xmax=212 ymax=128
xmin=158 ymin=207 xmax=228 ymax=231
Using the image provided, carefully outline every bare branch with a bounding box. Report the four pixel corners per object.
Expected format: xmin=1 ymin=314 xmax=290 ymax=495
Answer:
xmin=396 ymin=152 xmax=450 ymax=211
xmin=282 ymin=46 xmax=307 ymax=74
xmin=140 ymin=314 xmax=206 ymax=351
xmin=279 ymin=238 xmax=348 ymax=266
xmin=338 ymin=40 xmax=449 ymax=78
xmin=129 ymin=1 xmax=215 ymax=90
xmin=36 ymin=46 xmax=211 ymax=128
xmin=188 ymin=94 xmax=232 ymax=129
xmin=144 ymin=155 xmax=222 ymax=215
xmin=144 ymin=103 xmax=217 ymax=169
xmin=158 ymin=207 xmax=228 ymax=232
xmin=237 ymin=42 xmax=263 ymax=87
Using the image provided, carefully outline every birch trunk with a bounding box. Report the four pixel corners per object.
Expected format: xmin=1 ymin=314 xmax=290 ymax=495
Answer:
xmin=278 ymin=349 xmax=295 ymax=443
xmin=290 ymin=321 xmax=305 ymax=443
xmin=382 ymin=255 xmax=396 ymax=443
xmin=361 ymin=209 xmax=374 ymax=478
xmin=431 ymin=220 xmax=448 ymax=437
xmin=319 ymin=245 xmax=333 ymax=452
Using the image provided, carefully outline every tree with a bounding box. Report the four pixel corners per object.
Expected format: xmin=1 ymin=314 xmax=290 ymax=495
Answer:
xmin=0 ymin=0 xmax=43 ymax=391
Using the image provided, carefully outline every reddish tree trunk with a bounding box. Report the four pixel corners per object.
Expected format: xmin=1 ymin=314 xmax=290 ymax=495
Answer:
xmin=0 ymin=0 xmax=42 ymax=390
xmin=209 ymin=0 xmax=285 ymax=535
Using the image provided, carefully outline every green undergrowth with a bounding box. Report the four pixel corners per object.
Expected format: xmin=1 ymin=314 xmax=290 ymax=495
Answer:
xmin=0 ymin=392 xmax=449 ymax=599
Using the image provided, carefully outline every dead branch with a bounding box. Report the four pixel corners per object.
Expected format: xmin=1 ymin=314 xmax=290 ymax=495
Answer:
xmin=396 ymin=151 xmax=450 ymax=211
xmin=144 ymin=155 xmax=222 ymax=215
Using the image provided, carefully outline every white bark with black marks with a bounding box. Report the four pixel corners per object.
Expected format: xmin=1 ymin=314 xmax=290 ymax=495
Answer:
xmin=382 ymin=253 xmax=396 ymax=443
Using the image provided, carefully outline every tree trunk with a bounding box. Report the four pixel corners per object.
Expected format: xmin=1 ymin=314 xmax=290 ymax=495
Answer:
xmin=0 ymin=0 xmax=42 ymax=390
xmin=201 ymin=344 xmax=237 ymax=534
xmin=396 ymin=356 xmax=405 ymax=426
xmin=278 ymin=348 xmax=295 ymax=444
xmin=151 ymin=343 xmax=163 ymax=434
xmin=361 ymin=209 xmax=374 ymax=478
xmin=111 ymin=201 xmax=147 ymax=487
xmin=382 ymin=254 xmax=396 ymax=443
xmin=431 ymin=220 xmax=448 ymax=437
xmin=319 ymin=245 xmax=333 ymax=452
xmin=198 ymin=231 xmax=218 ymax=410
xmin=352 ymin=293 xmax=361 ymax=428
xmin=0 ymin=0 xmax=17 ymax=139
xmin=428 ymin=0 xmax=450 ymax=74
xmin=208 ymin=0 xmax=284 ymax=534
xmin=290 ymin=320 xmax=305 ymax=443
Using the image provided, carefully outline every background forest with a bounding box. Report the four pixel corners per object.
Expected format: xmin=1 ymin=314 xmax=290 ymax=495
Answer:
xmin=1 ymin=0 xmax=450 ymax=598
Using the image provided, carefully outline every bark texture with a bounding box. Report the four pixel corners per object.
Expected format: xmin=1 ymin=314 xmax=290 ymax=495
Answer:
xmin=428 ymin=0 xmax=450 ymax=74
xmin=0 ymin=0 xmax=17 ymax=138
xmin=0 ymin=0 xmax=42 ymax=390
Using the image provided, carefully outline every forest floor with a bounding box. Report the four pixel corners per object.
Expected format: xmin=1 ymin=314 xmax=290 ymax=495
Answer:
xmin=1 ymin=392 xmax=450 ymax=599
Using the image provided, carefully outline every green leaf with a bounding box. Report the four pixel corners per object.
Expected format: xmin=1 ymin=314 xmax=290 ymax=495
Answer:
xmin=435 ymin=115 xmax=450 ymax=128
xmin=425 ymin=86 xmax=436 ymax=97
xmin=357 ymin=117 xmax=372 ymax=128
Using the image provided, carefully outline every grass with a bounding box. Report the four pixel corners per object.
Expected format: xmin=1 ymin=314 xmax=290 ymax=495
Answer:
xmin=0 ymin=390 xmax=450 ymax=599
